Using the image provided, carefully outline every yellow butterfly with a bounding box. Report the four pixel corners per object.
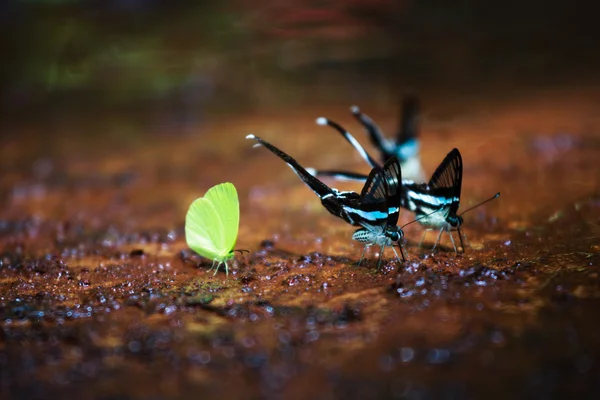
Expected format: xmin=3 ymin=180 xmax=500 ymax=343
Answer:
xmin=185 ymin=182 xmax=239 ymax=275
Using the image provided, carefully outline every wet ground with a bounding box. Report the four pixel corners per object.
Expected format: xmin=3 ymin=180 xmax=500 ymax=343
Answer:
xmin=1 ymin=87 xmax=600 ymax=399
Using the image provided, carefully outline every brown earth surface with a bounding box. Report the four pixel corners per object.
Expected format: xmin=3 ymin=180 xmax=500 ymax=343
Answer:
xmin=1 ymin=88 xmax=599 ymax=399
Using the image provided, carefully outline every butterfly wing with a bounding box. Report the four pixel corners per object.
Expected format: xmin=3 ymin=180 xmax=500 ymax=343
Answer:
xmin=381 ymin=157 xmax=402 ymax=227
xmin=356 ymin=157 xmax=402 ymax=228
xmin=186 ymin=198 xmax=227 ymax=261
xmin=427 ymin=148 xmax=463 ymax=215
xmin=360 ymin=165 xmax=385 ymax=205
xmin=185 ymin=183 xmax=239 ymax=262
xmin=396 ymin=96 xmax=420 ymax=147
xmin=203 ymin=182 xmax=239 ymax=257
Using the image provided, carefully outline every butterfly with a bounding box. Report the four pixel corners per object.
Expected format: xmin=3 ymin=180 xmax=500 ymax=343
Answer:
xmin=402 ymin=149 xmax=500 ymax=252
xmin=185 ymin=182 xmax=240 ymax=276
xmin=307 ymin=121 xmax=499 ymax=253
xmin=351 ymin=156 xmax=407 ymax=269
xmin=246 ymin=134 xmax=406 ymax=269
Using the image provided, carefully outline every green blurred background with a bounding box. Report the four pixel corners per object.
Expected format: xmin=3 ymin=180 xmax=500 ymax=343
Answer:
xmin=1 ymin=0 xmax=598 ymax=134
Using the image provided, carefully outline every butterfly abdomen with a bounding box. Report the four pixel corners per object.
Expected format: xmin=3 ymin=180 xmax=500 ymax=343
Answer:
xmin=352 ymin=228 xmax=378 ymax=244
xmin=352 ymin=228 xmax=397 ymax=246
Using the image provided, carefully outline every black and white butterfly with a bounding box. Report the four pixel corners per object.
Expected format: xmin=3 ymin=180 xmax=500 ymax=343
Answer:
xmin=351 ymin=156 xmax=406 ymax=268
xmin=307 ymin=122 xmax=499 ymax=253
xmin=402 ymin=148 xmax=467 ymax=252
xmin=246 ymin=134 xmax=406 ymax=269
xmin=314 ymin=97 xmax=425 ymax=181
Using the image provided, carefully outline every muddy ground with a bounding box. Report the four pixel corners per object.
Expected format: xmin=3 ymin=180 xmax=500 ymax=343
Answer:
xmin=1 ymin=88 xmax=599 ymax=399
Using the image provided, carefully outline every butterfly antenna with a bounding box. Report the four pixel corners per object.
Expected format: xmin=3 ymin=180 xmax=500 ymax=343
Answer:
xmin=400 ymin=208 xmax=441 ymax=229
xmin=234 ymin=249 xmax=250 ymax=254
xmin=458 ymin=192 xmax=500 ymax=216
xmin=316 ymin=117 xmax=380 ymax=168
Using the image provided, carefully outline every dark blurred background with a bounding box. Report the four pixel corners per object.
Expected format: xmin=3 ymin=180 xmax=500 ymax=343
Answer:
xmin=1 ymin=0 xmax=598 ymax=135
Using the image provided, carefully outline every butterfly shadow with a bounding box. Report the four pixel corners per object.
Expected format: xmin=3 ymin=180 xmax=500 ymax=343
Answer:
xmin=407 ymin=240 xmax=467 ymax=260
xmin=182 ymin=243 xmax=406 ymax=275
xmin=248 ymin=245 xmax=410 ymax=274
xmin=248 ymin=247 xmax=358 ymax=267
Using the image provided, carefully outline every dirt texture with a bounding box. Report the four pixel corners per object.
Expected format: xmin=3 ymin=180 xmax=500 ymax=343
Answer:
xmin=1 ymin=89 xmax=600 ymax=399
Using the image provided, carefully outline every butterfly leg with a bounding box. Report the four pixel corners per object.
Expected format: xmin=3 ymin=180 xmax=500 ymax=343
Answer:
xmin=457 ymin=227 xmax=470 ymax=252
xmin=431 ymin=228 xmax=444 ymax=252
xmin=391 ymin=244 xmax=405 ymax=263
xmin=376 ymin=245 xmax=385 ymax=271
xmin=207 ymin=259 xmax=217 ymax=274
xmin=448 ymin=230 xmax=458 ymax=254
xmin=357 ymin=245 xmax=369 ymax=266
xmin=418 ymin=229 xmax=429 ymax=249
xmin=212 ymin=261 xmax=221 ymax=276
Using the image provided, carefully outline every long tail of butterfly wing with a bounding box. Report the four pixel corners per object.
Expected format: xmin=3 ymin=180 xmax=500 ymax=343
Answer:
xmin=353 ymin=100 xmax=425 ymax=181
xmin=350 ymin=105 xmax=394 ymax=160
xmin=246 ymin=134 xmax=359 ymax=224
xmin=309 ymin=116 xmax=380 ymax=183
xmin=396 ymin=96 xmax=420 ymax=147
xmin=247 ymin=134 xmax=335 ymax=198
xmin=316 ymin=117 xmax=381 ymax=168
xmin=350 ymin=99 xmax=421 ymax=160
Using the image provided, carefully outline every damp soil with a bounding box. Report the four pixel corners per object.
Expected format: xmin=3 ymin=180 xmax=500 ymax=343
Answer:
xmin=1 ymin=89 xmax=600 ymax=399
